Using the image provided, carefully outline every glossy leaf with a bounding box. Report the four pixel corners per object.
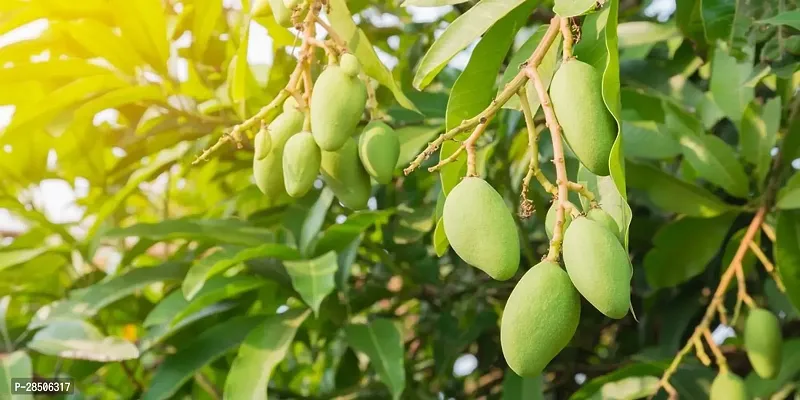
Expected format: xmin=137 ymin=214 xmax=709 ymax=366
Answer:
xmin=412 ymin=0 xmax=528 ymax=90
xmin=345 ymin=319 xmax=406 ymax=400
xmin=328 ymin=0 xmax=417 ymax=111
xmin=396 ymin=125 xmax=444 ymax=168
xmin=701 ymin=0 xmax=736 ymax=43
xmin=224 ymin=309 xmax=310 ymax=400
xmin=142 ymin=316 xmax=264 ymax=400
xmin=776 ymin=210 xmax=800 ymax=312
xmin=0 ymin=247 xmax=53 ymax=272
xmin=182 ymin=244 xmax=300 ymax=300
xmin=299 ymin=188 xmax=335 ymax=256
xmin=645 ymin=213 xmax=737 ymax=289
xmin=284 ymin=251 xmax=338 ymax=315
xmin=27 ymin=320 xmax=139 ymax=362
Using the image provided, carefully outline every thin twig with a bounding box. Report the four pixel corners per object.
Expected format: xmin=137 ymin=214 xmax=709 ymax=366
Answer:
xmin=702 ymin=328 xmax=728 ymax=371
xmin=692 ymin=336 xmax=711 ymax=366
xmin=762 ymin=223 xmax=776 ymax=242
xmin=465 ymin=118 xmax=491 ymax=176
xmin=748 ymin=241 xmax=786 ymax=291
xmin=403 ymin=18 xmax=563 ymax=176
xmin=519 ymin=85 xmax=555 ymax=217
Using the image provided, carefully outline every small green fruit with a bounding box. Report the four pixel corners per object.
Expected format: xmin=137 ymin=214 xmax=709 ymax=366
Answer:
xmin=358 ymin=121 xmax=400 ymax=184
xmin=253 ymin=109 xmax=304 ymax=201
xmin=586 ymin=208 xmax=622 ymax=243
xmin=320 ymin=138 xmax=372 ymax=210
xmin=545 ymin=202 xmax=572 ymax=241
xmin=268 ymin=0 xmax=293 ymax=27
xmin=443 ymin=177 xmax=520 ymax=281
xmin=254 ymin=126 xmax=272 ymax=161
xmin=283 ymin=96 xmax=299 ymax=113
xmin=283 ymin=131 xmax=321 ymax=198
xmin=501 ymin=261 xmax=580 ymax=377
xmin=339 ymin=53 xmax=361 ymax=78
xmin=745 ymin=308 xmax=783 ymax=379
xmin=550 ymin=60 xmax=617 ymax=176
xmin=562 ymin=217 xmax=631 ymax=319
xmin=710 ymin=372 xmax=749 ymax=400
xmin=310 ymin=63 xmax=367 ymax=151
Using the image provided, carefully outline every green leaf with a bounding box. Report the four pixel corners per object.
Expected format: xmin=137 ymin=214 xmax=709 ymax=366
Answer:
xmin=679 ymin=134 xmax=750 ymax=198
xmin=228 ymin=19 xmax=255 ymax=117
xmin=139 ymin=302 xmax=238 ymax=352
xmin=502 ymin=370 xmax=543 ymax=399
xmin=142 ymin=316 xmax=264 ymax=400
xmin=72 ymin=85 xmax=165 ymax=125
xmin=191 ymin=0 xmax=224 ymax=60
xmin=345 ymin=319 xmax=405 ymax=400
xmin=223 ymin=309 xmax=310 ymax=400
xmin=110 ymin=0 xmax=170 ymax=74
xmin=617 ymin=21 xmax=680 ymax=48
xmin=569 ymin=363 xmax=663 ymax=400
xmin=104 ymin=216 xmax=273 ymax=247
xmin=709 ymin=43 xmax=754 ymax=122
xmin=62 ymin=19 xmax=146 ymax=75
xmin=284 ymin=251 xmax=338 ymax=315
xmin=29 ymin=262 xmax=186 ymax=328
xmin=745 ymin=339 xmax=800 ymax=397
xmin=315 ymin=210 xmax=393 ymax=256
xmin=393 ymin=205 xmax=436 ymax=245
xmin=701 ymin=0 xmax=736 ymax=43
xmin=441 ymin=0 xmax=534 ymax=194
xmin=176 ymin=276 xmax=265 ymax=324
xmin=756 ymin=10 xmax=800 ymax=30
xmin=621 ymin=121 xmax=682 ymax=160
xmin=644 ymin=213 xmax=737 ymax=289
xmin=336 ymin=237 xmax=361 ymax=292
xmin=777 ymin=173 xmax=800 ymax=210
xmin=0 ymin=351 xmax=32 ymax=400
xmin=412 ymin=0 xmax=529 ymax=90
xmin=553 ymin=0 xmax=595 ymax=18
xmin=499 ymin=24 xmax=562 ymax=111
xmin=626 ymin=161 xmax=732 ymax=217
xmin=182 ymin=244 xmax=300 ymax=300
xmin=328 ymin=0 xmax=417 ymax=111
xmin=0 ymin=247 xmax=52 ymax=272
xmin=578 ymin=166 xmax=633 ymax=249
xmin=740 ymin=98 xmax=779 ymax=185
xmin=776 ymin=210 xmax=800 ymax=312
xmin=433 ymin=217 xmax=449 ymax=257
xmin=402 ymin=0 xmax=468 ymax=5
xmin=395 ymin=125 xmax=444 ymax=168
xmin=299 ymin=188 xmax=335 ymax=256
xmin=27 ymin=320 xmax=139 ymax=362
xmin=0 ymin=59 xmax=114 ymax=84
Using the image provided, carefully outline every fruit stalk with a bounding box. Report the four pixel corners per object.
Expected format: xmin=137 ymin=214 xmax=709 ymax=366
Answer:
xmin=702 ymin=328 xmax=728 ymax=372
xmin=518 ymin=85 xmax=555 ymax=216
xmin=525 ymin=62 xmax=568 ymax=261
xmin=651 ymin=206 xmax=767 ymax=399
xmin=403 ymin=17 xmax=563 ymax=176
xmin=748 ymin=241 xmax=785 ymax=291
xmin=559 ymin=18 xmax=574 ymax=60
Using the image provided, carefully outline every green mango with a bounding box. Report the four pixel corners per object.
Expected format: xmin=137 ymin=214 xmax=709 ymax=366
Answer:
xmin=253 ymin=126 xmax=272 ymax=161
xmin=320 ymin=138 xmax=371 ymax=209
xmin=310 ymin=54 xmax=367 ymax=151
xmin=550 ymin=60 xmax=617 ymax=176
xmin=253 ymin=109 xmax=304 ymax=201
xmin=268 ymin=0 xmax=293 ymax=27
xmin=358 ymin=121 xmax=400 ymax=184
xmin=443 ymin=177 xmax=520 ymax=281
xmin=545 ymin=202 xmax=572 ymax=241
xmin=283 ymin=131 xmax=321 ymax=198
xmin=745 ymin=308 xmax=783 ymax=379
xmin=586 ymin=208 xmax=622 ymax=243
xmin=710 ymin=372 xmax=749 ymax=400
xmin=562 ymin=217 xmax=631 ymax=319
xmin=501 ymin=261 xmax=580 ymax=377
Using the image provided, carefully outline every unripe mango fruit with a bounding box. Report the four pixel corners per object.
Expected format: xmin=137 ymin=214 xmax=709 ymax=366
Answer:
xmin=320 ymin=138 xmax=372 ymax=210
xmin=283 ymin=131 xmax=321 ymax=198
xmin=710 ymin=372 xmax=749 ymax=400
xmin=545 ymin=202 xmax=572 ymax=241
xmin=501 ymin=261 xmax=580 ymax=377
xmin=339 ymin=53 xmax=361 ymax=78
xmin=310 ymin=55 xmax=367 ymax=152
xmin=253 ymin=109 xmax=304 ymax=201
xmin=358 ymin=121 xmax=400 ymax=184
xmin=443 ymin=177 xmax=520 ymax=281
xmin=254 ymin=126 xmax=272 ymax=161
xmin=562 ymin=217 xmax=631 ymax=319
xmin=745 ymin=308 xmax=783 ymax=379
xmin=550 ymin=60 xmax=617 ymax=176
xmin=586 ymin=208 xmax=622 ymax=243
xmin=268 ymin=0 xmax=293 ymax=27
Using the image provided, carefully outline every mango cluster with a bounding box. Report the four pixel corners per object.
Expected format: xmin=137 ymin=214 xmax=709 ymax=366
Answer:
xmin=252 ymin=54 xmax=400 ymax=208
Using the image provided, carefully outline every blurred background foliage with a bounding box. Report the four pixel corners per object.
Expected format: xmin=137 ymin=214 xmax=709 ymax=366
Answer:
xmin=0 ymin=0 xmax=799 ymax=398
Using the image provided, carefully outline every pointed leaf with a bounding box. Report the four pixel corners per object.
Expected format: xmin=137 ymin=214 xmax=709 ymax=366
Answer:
xmin=756 ymin=10 xmax=800 ymax=29
xmin=139 ymin=302 xmax=237 ymax=352
xmin=0 ymin=247 xmax=51 ymax=272
xmin=412 ymin=0 xmax=529 ymax=90
xmin=336 ymin=237 xmax=361 ymax=292
xmin=62 ymin=19 xmax=146 ymax=75
xmin=327 ymin=0 xmax=417 ymax=111
xmin=223 ymin=309 xmax=310 ymax=400
xmin=678 ymin=134 xmax=750 ymax=198
xmin=776 ymin=210 xmax=800 ymax=312
xmin=710 ymin=43 xmax=754 ymax=122
xmin=345 ymin=319 xmax=405 ymax=400
xmin=299 ymin=188 xmax=335 ymax=256
xmin=142 ymin=316 xmax=264 ymax=400
xmin=104 ymin=215 xmax=273 ymax=247
xmin=192 ymin=0 xmax=224 ymax=60
xmin=174 ymin=276 xmax=265 ymax=324
xmin=110 ymin=0 xmax=170 ymax=74
xmin=314 ymin=210 xmax=393 ymax=255
xmin=284 ymin=251 xmax=337 ymax=315
xmin=27 ymin=320 xmax=139 ymax=362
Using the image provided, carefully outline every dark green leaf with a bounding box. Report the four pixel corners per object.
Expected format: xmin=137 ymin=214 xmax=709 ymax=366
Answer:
xmin=644 ymin=213 xmax=737 ymax=289
xmin=284 ymin=251 xmax=338 ymax=315
xmin=502 ymin=371 xmax=543 ymax=399
xmin=776 ymin=210 xmax=800 ymax=312
xmin=701 ymin=0 xmax=736 ymax=43
xmin=777 ymin=172 xmax=800 ymax=210
xmin=223 ymin=309 xmax=310 ymax=400
xmin=345 ymin=319 xmax=405 ymax=400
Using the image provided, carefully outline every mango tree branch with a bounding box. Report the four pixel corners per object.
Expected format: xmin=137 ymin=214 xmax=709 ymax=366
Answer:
xmin=519 ymin=85 xmax=556 ymax=218
xmin=748 ymin=241 xmax=785 ymax=291
xmin=702 ymin=328 xmax=728 ymax=371
xmin=403 ymin=17 xmax=563 ymax=176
